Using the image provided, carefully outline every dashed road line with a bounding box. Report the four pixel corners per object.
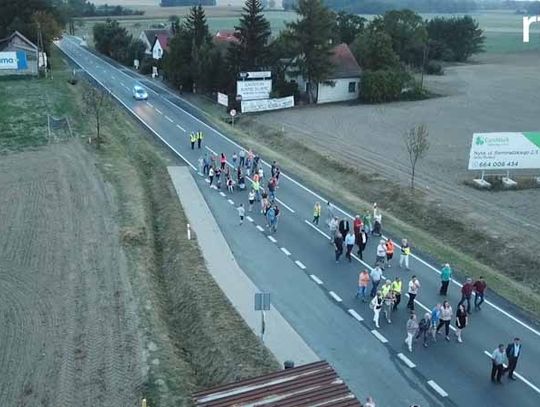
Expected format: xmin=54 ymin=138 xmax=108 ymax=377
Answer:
xmin=280 ymin=247 xmax=291 ymax=256
xmin=371 ymin=330 xmax=389 ymax=343
xmin=310 ymin=274 xmax=323 ymax=285
xmin=256 ymin=225 xmax=265 ymax=232
xmin=329 ymin=291 xmax=342 ymax=303
xmin=176 ymin=124 xmax=186 ymax=132
xmin=227 ymin=199 xmax=234 ymax=205
xmin=146 ymin=101 xmax=154 ymax=108
xmin=246 ymin=216 xmax=254 ymax=223
xmin=347 ymin=309 xmax=363 ymax=322
xmin=427 ymin=380 xmax=448 ymax=397
xmin=294 ymin=260 xmax=306 ymax=270
xmin=219 ymin=191 xmax=226 ymax=197
xmin=165 ymin=115 xmax=174 ymax=123
xmin=397 ymin=353 xmax=416 ymax=368
xmin=275 ymin=198 xmax=295 ymax=213
xmin=268 ymin=235 xmax=277 ymax=243
xmin=204 ymin=178 xmax=210 ymax=183
xmin=155 ymin=108 xmax=162 ymax=115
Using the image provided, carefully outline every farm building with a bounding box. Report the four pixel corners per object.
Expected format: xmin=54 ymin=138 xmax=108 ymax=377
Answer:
xmin=0 ymin=31 xmax=40 ymax=76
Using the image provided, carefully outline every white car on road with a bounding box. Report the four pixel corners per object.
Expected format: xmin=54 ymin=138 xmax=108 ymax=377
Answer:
xmin=132 ymin=84 xmax=148 ymax=100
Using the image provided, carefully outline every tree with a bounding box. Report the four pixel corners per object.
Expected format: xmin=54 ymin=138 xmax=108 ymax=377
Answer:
xmin=93 ymin=19 xmax=133 ymax=64
xmin=403 ymin=124 xmax=430 ymax=190
xmin=427 ymin=16 xmax=484 ymax=62
xmin=231 ymin=0 xmax=272 ymax=70
xmin=382 ymin=10 xmax=427 ymax=67
xmin=360 ymin=69 xmax=409 ymax=103
xmin=334 ymin=11 xmax=366 ymax=45
xmin=82 ymin=82 xmax=112 ymax=148
xmin=287 ymin=0 xmax=335 ymax=103
xmin=352 ymin=24 xmax=400 ymax=71
xmin=169 ymin=15 xmax=180 ymax=34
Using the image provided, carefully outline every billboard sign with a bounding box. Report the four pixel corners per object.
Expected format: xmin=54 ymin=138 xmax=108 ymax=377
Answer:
xmin=237 ymin=79 xmax=272 ymax=101
xmin=217 ymin=92 xmax=228 ymax=107
xmin=468 ymin=132 xmax=540 ymax=170
xmin=241 ymin=96 xmax=294 ymax=113
xmin=0 ymin=51 xmax=27 ymax=70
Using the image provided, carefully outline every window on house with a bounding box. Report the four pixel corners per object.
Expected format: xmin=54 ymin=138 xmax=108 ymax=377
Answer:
xmin=348 ymin=82 xmax=356 ymax=93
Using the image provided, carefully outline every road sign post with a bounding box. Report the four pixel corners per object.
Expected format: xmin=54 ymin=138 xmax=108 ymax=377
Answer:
xmin=254 ymin=293 xmax=271 ymax=342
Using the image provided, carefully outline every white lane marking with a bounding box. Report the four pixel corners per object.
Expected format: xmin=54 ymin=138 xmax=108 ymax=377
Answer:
xmin=275 ymin=198 xmax=295 ymax=213
xmin=482 ymin=351 xmax=540 ymax=394
xmin=371 ymin=330 xmax=389 ymax=343
xmin=310 ymin=274 xmax=323 ymax=285
xmin=176 ymin=124 xmax=186 ymax=132
xmin=165 ymin=115 xmax=174 ymax=123
xmin=120 ymin=82 xmax=124 ymax=86
xmin=67 ymin=41 xmax=540 ymax=339
xmin=246 ymin=216 xmax=254 ymax=223
xmin=397 ymin=353 xmax=416 ymax=368
xmin=219 ymin=191 xmax=226 ymax=197
xmin=329 ymin=291 xmax=342 ymax=302
xmin=348 ymin=309 xmax=364 ymax=322
xmin=280 ymin=247 xmax=291 ymax=256
xmin=204 ymin=178 xmax=210 ymax=183
xmin=304 ymin=219 xmax=330 ymax=238
xmin=295 ymin=260 xmax=306 ymax=270
xmin=227 ymin=199 xmax=234 ymax=205
xmin=427 ymin=380 xmax=448 ymax=397
xmin=146 ymin=101 xmax=154 ymax=108
xmin=205 ymin=145 xmax=217 ymax=155
xmin=57 ymin=45 xmax=197 ymax=172
xmin=256 ymin=225 xmax=265 ymax=232
xmin=155 ymin=108 xmax=163 ymax=115
xmin=268 ymin=235 xmax=277 ymax=243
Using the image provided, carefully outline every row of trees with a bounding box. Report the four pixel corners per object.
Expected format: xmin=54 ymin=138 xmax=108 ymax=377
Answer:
xmin=93 ymin=19 xmax=146 ymax=66
xmin=296 ymin=0 xmax=479 ymax=13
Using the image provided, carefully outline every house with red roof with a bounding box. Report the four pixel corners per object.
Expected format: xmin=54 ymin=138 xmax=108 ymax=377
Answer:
xmin=289 ymin=43 xmax=362 ymax=104
xmin=151 ymin=33 xmax=171 ymax=60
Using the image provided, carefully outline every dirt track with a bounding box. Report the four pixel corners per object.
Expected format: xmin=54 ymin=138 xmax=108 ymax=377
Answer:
xmin=0 ymin=141 xmax=143 ymax=406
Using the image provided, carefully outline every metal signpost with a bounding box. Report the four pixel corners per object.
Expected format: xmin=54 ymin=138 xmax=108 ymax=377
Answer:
xmin=254 ymin=293 xmax=271 ymax=342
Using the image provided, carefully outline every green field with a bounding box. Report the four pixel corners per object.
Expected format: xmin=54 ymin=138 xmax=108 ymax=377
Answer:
xmin=74 ymin=9 xmax=540 ymax=55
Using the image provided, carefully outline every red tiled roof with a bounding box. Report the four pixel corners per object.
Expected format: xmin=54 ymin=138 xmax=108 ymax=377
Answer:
xmin=155 ymin=33 xmax=170 ymax=51
xmin=192 ymin=361 xmax=361 ymax=407
xmin=329 ymin=43 xmax=361 ymax=79
xmin=215 ymin=30 xmax=239 ymax=43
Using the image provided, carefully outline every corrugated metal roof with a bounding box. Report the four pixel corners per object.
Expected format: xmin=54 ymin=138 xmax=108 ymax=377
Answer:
xmin=192 ymin=361 xmax=361 ymax=407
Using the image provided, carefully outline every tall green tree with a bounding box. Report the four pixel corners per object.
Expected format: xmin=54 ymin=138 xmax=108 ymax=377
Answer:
xmin=334 ymin=11 xmax=366 ymax=45
xmin=93 ymin=19 xmax=132 ymax=64
xmin=287 ymin=0 xmax=335 ymax=103
xmin=381 ymin=10 xmax=427 ymax=67
xmin=230 ymin=0 xmax=272 ymax=70
xmin=427 ymin=16 xmax=484 ymax=62
xmin=352 ymin=25 xmax=399 ymax=71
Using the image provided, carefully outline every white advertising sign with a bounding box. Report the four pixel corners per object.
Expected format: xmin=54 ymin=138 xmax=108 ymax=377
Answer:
xmin=217 ymin=92 xmax=228 ymax=107
xmin=0 ymin=52 xmax=18 ymax=69
xmin=237 ymin=79 xmax=272 ymax=101
xmin=241 ymin=96 xmax=295 ymax=113
xmin=240 ymin=71 xmax=272 ymax=79
xmin=468 ymin=132 xmax=540 ymax=170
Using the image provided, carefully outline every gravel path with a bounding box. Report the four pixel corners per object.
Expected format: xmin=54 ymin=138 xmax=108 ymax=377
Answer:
xmin=0 ymin=142 xmax=143 ymax=407
xmin=255 ymin=53 xmax=540 ymax=246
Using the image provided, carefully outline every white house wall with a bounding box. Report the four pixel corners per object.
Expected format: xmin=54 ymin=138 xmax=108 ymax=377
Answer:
xmin=316 ymin=77 xmax=360 ymax=104
xmin=152 ymin=42 xmax=163 ymax=60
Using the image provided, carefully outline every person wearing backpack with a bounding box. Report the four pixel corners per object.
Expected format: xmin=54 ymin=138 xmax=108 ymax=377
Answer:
xmin=416 ymin=312 xmax=432 ymax=348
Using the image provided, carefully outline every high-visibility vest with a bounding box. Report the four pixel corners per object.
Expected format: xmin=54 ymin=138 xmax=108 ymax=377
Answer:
xmin=197 ymin=131 xmax=203 ymax=140
xmin=391 ymin=280 xmax=402 ymax=293
xmin=381 ymin=284 xmax=392 ymax=297
xmin=314 ymin=205 xmax=321 ymax=216
xmin=190 ymin=133 xmax=197 ymax=142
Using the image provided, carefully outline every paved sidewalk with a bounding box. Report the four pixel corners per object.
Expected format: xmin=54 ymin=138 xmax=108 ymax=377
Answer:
xmin=167 ymin=166 xmax=319 ymax=365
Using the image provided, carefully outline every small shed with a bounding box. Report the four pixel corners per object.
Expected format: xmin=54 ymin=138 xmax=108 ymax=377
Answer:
xmin=192 ymin=360 xmax=361 ymax=406
xmin=0 ymin=31 xmax=39 ymax=76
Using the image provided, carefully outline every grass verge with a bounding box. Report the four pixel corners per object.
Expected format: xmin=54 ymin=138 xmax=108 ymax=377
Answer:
xmin=179 ymin=92 xmax=540 ymax=321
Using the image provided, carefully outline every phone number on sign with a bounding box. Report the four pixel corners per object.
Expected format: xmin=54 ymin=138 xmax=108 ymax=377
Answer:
xmin=477 ymin=161 xmax=519 ymax=168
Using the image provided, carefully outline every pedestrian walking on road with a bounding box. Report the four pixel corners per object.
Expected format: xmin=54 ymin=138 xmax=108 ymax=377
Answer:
xmin=326 ymin=201 xmax=336 ymax=226
xmin=362 ymin=210 xmax=372 ymax=234
xmin=455 ymin=304 xmax=468 ymax=343
xmin=491 ymin=344 xmax=508 ymax=383
xmin=505 ymin=338 xmax=522 ymax=380
xmin=208 ymin=167 xmax=215 ymax=187
xmin=385 ymin=239 xmax=394 ymax=267
xmin=220 ymin=153 xmax=227 ymax=170
xmin=405 ymin=313 xmax=419 ymax=352
xmin=266 ymin=206 xmax=276 ymax=232
xmin=436 ymin=300 xmax=452 ymax=341
xmin=370 ymin=265 xmax=383 ymax=297
xmin=334 ymin=231 xmax=344 ymax=263
xmin=248 ymin=189 xmax=255 ymax=212
xmin=439 ymin=263 xmax=453 ymax=296
xmin=416 ymin=312 xmax=432 ymax=347
xmin=458 ymin=278 xmax=474 ymax=314
xmin=370 ymin=292 xmax=383 ymax=328
xmin=238 ymin=149 xmax=246 ymax=168
xmin=197 ymin=130 xmax=203 ymax=149
xmin=357 ymin=269 xmax=370 ymax=302
xmin=312 ymin=202 xmax=321 ymax=225
xmin=329 ymin=216 xmax=338 ymax=243
xmin=391 ymin=277 xmax=402 ymax=311
xmin=237 ymin=204 xmax=245 ymax=225
xmin=375 ymin=239 xmax=386 ymax=267
xmin=338 ymin=218 xmax=350 ymax=241
xmin=381 ymin=280 xmax=394 ymax=324
xmin=407 ymin=276 xmax=420 ymax=310
xmin=345 ymin=231 xmax=355 ymax=263
xmin=372 ymin=203 xmax=382 ymax=236
xmin=353 ymin=215 xmax=363 ymax=236
xmin=431 ymin=303 xmax=442 ymax=340
xmin=474 ymin=276 xmax=487 ymax=310
xmin=190 ymin=131 xmax=196 ymax=149
xmin=357 ymin=228 xmax=368 ymax=259
xmin=232 ymin=152 xmax=238 ymax=167
xmin=399 ymin=239 xmax=411 ymax=270
xmin=203 ymin=153 xmax=210 ymax=176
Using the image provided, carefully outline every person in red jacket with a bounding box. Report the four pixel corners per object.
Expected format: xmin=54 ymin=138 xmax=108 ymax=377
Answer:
xmin=457 ymin=278 xmax=474 ymax=314
xmin=473 ymin=276 xmax=487 ymax=310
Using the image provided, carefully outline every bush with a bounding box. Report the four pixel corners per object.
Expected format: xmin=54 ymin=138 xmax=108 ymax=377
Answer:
xmin=360 ymin=69 xmax=409 ymax=103
xmin=140 ymin=58 xmax=154 ymax=75
xmin=425 ymin=60 xmax=443 ymax=75
xmin=401 ymin=83 xmax=430 ymax=100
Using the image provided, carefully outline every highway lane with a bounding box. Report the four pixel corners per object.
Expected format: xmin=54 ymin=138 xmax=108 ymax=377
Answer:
xmin=57 ymin=37 xmax=540 ymax=406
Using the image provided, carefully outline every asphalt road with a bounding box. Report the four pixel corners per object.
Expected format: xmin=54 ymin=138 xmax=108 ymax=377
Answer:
xmin=57 ymin=37 xmax=540 ymax=407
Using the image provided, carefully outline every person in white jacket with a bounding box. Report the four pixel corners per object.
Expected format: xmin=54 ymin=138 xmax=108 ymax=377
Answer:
xmin=405 ymin=313 xmax=419 ymax=352
xmin=370 ymin=292 xmax=384 ymax=329
xmin=375 ymin=239 xmax=386 ymax=267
